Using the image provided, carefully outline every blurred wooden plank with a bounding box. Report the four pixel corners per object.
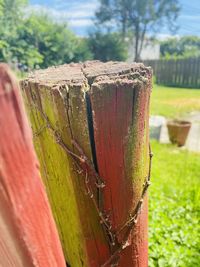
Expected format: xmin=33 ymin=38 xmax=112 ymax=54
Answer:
xmin=0 ymin=64 xmax=66 ymax=267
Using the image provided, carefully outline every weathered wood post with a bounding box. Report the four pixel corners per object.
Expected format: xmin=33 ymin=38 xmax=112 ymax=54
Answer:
xmin=21 ymin=61 xmax=152 ymax=267
xmin=0 ymin=64 xmax=66 ymax=267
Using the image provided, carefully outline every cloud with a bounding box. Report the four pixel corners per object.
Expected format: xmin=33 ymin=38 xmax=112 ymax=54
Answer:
xmin=55 ymin=0 xmax=98 ymax=15
xmin=27 ymin=0 xmax=98 ymax=29
xmin=68 ymin=18 xmax=94 ymax=27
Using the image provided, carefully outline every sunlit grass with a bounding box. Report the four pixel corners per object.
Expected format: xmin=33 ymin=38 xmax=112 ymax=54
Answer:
xmin=149 ymin=141 xmax=200 ymax=267
xmin=150 ymin=85 xmax=200 ymax=118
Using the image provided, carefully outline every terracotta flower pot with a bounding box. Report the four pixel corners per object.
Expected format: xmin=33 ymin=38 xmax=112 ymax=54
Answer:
xmin=167 ymin=120 xmax=191 ymax=147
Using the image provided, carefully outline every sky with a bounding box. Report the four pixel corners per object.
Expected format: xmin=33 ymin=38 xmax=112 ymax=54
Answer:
xmin=29 ymin=0 xmax=200 ymax=38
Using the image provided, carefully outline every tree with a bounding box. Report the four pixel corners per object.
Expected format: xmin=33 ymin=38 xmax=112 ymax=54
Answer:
xmin=71 ymin=38 xmax=93 ymax=62
xmin=0 ymin=0 xmax=93 ymax=70
xmin=0 ymin=0 xmax=27 ymax=30
xmin=0 ymin=0 xmax=27 ymax=63
xmin=160 ymin=36 xmax=200 ymax=59
xmin=95 ymin=0 xmax=180 ymax=61
xmin=0 ymin=8 xmax=93 ymax=70
xmin=88 ymin=31 xmax=128 ymax=61
xmin=16 ymin=14 xmax=79 ymax=68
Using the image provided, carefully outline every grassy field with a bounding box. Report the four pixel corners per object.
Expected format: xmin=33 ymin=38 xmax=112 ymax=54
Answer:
xmin=150 ymin=85 xmax=200 ymax=118
xmin=149 ymin=141 xmax=200 ymax=267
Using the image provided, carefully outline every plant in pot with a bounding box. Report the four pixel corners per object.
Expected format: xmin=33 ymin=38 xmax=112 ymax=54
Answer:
xmin=167 ymin=119 xmax=191 ymax=147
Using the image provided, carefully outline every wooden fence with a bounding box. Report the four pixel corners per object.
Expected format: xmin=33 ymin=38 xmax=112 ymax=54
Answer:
xmin=144 ymin=58 xmax=200 ymax=88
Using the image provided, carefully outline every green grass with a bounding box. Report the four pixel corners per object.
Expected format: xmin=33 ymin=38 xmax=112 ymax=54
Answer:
xmin=150 ymin=85 xmax=200 ymax=118
xmin=149 ymin=141 xmax=200 ymax=267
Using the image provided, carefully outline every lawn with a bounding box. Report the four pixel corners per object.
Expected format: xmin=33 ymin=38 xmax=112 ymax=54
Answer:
xmin=149 ymin=141 xmax=200 ymax=267
xmin=150 ymin=85 xmax=200 ymax=118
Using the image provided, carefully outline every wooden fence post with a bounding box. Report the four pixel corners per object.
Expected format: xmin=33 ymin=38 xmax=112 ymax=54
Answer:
xmin=0 ymin=64 xmax=66 ymax=267
xmin=21 ymin=61 xmax=152 ymax=267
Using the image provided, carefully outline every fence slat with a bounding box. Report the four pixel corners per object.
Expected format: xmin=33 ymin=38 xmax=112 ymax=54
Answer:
xmin=88 ymin=69 xmax=151 ymax=266
xmin=0 ymin=64 xmax=66 ymax=267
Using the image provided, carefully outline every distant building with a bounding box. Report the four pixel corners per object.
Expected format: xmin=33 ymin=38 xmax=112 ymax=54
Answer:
xmin=128 ymin=38 xmax=160 ymax=62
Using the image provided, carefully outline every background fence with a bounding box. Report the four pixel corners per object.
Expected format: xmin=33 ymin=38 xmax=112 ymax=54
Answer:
xmin=144 ymin=58 xmax=200 ymax=88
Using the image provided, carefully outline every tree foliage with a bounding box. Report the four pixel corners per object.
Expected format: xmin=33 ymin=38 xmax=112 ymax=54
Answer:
xmin=72 ymin=38 xmax=93 ymax=62
xmin=160 ymin=36 xmax=200 ymax=59
xmin=16 ymin=14 xmax=79 ymax=68
xmin=0 ymin=0 xmax=27 ymax=63
xmin=0 ymin=0 xmax=126 ymax=69
xmin=0 ymin=1 xmax=93 ymax=70
xmin=88 ymin=31 xmax=128 ymax=62
xmin=95 ymin=0 xmax=180 ymax=61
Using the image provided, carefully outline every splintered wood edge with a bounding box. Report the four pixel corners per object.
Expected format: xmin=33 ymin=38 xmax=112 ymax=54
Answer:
xmin=22 ymin=61 xmax=152 ymax=89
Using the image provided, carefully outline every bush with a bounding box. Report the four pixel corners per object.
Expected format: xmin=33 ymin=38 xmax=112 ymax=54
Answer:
xmin=160 ymin=36 xmax=200 ymax=59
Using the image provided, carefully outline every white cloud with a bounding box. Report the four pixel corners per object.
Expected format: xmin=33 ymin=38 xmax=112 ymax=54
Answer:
xmin=56 ymin=1 xmax=98 ymax=14
xmin=27 ymin=0 xmax=98 ymax=28
xmin=68 ymin=19 xmax=93 ymax=27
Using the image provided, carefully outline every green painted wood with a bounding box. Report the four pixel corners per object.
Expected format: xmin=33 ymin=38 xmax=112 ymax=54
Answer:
xmin=21 ymin=65 xmax=110 ymax=267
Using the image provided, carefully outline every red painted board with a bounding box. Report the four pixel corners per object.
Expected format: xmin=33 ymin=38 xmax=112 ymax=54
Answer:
xmin=0 ymin=64 xmax=66 ymax=267
xmin=89 ymin=77 xmax=151 ymax=267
